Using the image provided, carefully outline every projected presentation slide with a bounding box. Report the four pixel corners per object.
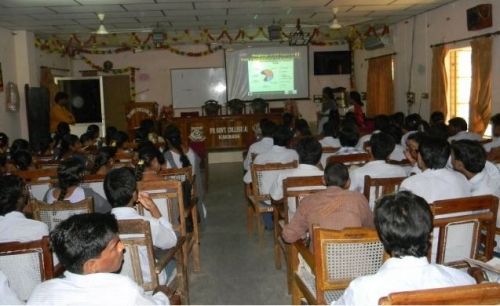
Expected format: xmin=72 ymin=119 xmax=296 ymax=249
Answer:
xmin=226 ymin=46 xmax=309 ymax=100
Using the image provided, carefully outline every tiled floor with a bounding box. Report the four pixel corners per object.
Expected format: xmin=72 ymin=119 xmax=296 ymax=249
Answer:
xmin=189 ymin=163 xmax=289 ymax=305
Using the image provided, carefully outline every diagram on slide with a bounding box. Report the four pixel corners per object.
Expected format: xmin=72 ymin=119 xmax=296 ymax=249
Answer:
xmin=247 ymin=57 xmax=296 ymax=95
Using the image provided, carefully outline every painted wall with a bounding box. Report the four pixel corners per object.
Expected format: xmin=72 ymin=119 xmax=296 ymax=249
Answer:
xmin=355 ymin=0 xmax=500 ymax=121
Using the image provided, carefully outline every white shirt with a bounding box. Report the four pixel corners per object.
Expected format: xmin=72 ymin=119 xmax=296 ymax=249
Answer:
xmin=319 ymin=136 xmax=341 ymax=149
xmin=389 ymin=144 xmax=406 ymax=161
xmin=243 ymin=137 xmax=274 ymax=170
xmin=400 ymin=168 xmax=471 ymax=203
xmin=333 ymin=256 xmax=475 ymax=306
xmin=46 ymin=186 xmax=85 ymax=204
xmin=334 ymin=147 xmax=365 ymax=156
xmin=0 ymin=270 xmax=22 ymax=305
xmin=355 ymin=130 xmax=379 ymax=151
xmin=0 ymin=211 xmax=49 ymax=243
xmin=349 ymin=160 xmax=408 ymax=210
xmin=27 ymin=271 xmax=169 ymax=305
xmin=401 ymin=130 xmax=417 ymax=147
xmin=470 ymin=169 xmax=500 ymax=198
xmin=243 ymin=145 xmax=299 ymax=183
xmin=448 ymin=130 xmax=482 ymax=143
xmin=483 ymin=137 xmax=500 ymax=152
xmin=164 ymin=148 xmax=197 ymax=175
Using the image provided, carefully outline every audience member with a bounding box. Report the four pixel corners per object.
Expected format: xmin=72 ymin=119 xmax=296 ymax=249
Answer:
xmin=105 ymin=167 xmax=177 ymax=285
xmin=404 ymin=132 xmax=425 ymax=175
xmin=0 ymin=133 xmax=9 ymax=154
xmin=349 ymin=91 xmax=365 ymax=128
xmin=135 ymin=145 xmax=164 ymax=181
xmin=484 ymin=113 xmax=500 ymax=152
xmin=49 ymin=92 xmax=75 ymax=133
xmin=430 ymin=111 xmax=445 ymax=126
xmin=91 ymin=147 xmax=116 ymax=175
xmin=10 ymin=138 xmax=30 ymax=156
xmin=243 ymin=119 xmax=275 ymax=171
xmin=333 ymin=191 xmax=475 ymax=305
xmin=282 ymin=162 xmax=373 ymax=246
xmin=401 ymin=113 xmax=422 ymax=146
xmin=0 ymin=175 xmax=49 ymax=243
xmin=447 ymin=117 xmax=482 ymax=142
xmin=294 ymin=119 xmax=312 ymax=138
xmin=11 ymin=150 xmax=35 ymax=171
xmin=355 ymin=114 xmax=389 ymax=150
xmin=389 ymin=112 xmax=405 ymax=130
xmin=400 ymin=136 xmax=470 ymax=203
xmin=44 ymin=157 xmax=111 ymax=213
xmin=27 ymin=213 xmax=171 ymax=305
xmin=385 ymin=124 xmax=406 ymax=161
xmin=319 ymin=121 xmax=340 ymax=148
xmin=105 ymin=126 xmax=118 ymax=147
xmin=333 ymin=125 xmax=364 ymax=155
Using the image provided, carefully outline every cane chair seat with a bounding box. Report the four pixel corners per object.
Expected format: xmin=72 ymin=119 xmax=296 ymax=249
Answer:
xmin=31 ymin=197 xmax=94 ymax=231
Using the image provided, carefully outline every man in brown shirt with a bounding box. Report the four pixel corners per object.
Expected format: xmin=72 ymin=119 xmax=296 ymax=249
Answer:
xmin=282 ymin=162 xmax=374 ymax=244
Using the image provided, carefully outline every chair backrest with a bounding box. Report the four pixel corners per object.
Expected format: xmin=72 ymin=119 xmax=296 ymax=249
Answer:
xmin=326 ymin=152 xmax=371 ymax=167
xmin=0 ymin=237 xmax=53 ymax=301
xmin=16 ymin=168 xmax=57 ymax=183
xmin=430 ymin=195 xmax=498 ymax=265
xmin=320 ymin=147 xmax=340 ymax=169
xmin=283 ymin=175 xmax=326 ymax=221
xmin=117 ymin=219 xmax=158 ymax=292
xmin=137 ymin=180 xmax=185 ymax=234
xmin=158 ymin=166 xmax=193 ymax=184
xmin=250 ymin=161 xmax=298 ymax=196
xmin=82 ymin=174 xmax=107 ymax=199
xmin=115 ymin=151 xmax=134 ymax=163
xmin=312 ymin=227 xmax=386 ymax=302
xmin=31 ymin=197 xmax=94 ymax=231
xmin=363 ymin=175 xmax=406 ymax=211
xmin=379 ymin=282 xmax=500 ymax=305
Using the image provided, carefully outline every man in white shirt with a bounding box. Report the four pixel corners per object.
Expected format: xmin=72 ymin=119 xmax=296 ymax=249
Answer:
xmin=319 ymin=120 xmax=341 ymax=149
xmin=105 ymin=168 xmax=177 ymax=285
xmin=0 ymin=270 xmax=22 ymax=305
xmin=349 ymin=133 xmax=407 ymax=210
xmin=400 ymin=136 xmax=471 ymax=203
xmin=243 ymin=126 xmax=298 ymax=184
xmin=400 ymin=113 xmax=422 ymax=147
xmin=333 ymin=191 xmax=475 ymax=305
xmin=243 ymin=119 xmax=275 ymax=171
xmin=484 ymin=113 xmax=500 ymax=153
xmin=269 ymin=137 xmax=324 ymax=217
xmin=27 ymin=213 xmax=171 ymax=305
xmin=331 ymin=124 xmax=365 ymax=160
xmin=447 ymin=117 xmax=482 ymax=143
xmin=0 ymin=175 xmax=49 ymax=243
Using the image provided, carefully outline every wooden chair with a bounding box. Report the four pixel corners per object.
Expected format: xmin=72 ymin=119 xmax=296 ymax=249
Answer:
xmin=291 ymin=227 xmax=386 ymax=305
xmin=137 ymin=180 xmax=200 ymax=273
xmin=387 ymin=159 xmax=411 ymax=166
xmin=117 ymin=219 xmax=188 ymax=304
xmin=379 ymin=282 xmax=500 ymax=305
xmin=273 ymin=175 xmax=325 ymax=292
xmin=362 ymin=175 xmax=406 ymax=210
xmin=82 ymin=174 xmax=107 ymax=199
xmin=320 ymin=146 xmax=339 ymax=169
xmin=35 ymin=159 xmax=60 ymax=169
xmin=326 ymin=152 xmax=371 ymax=168
xmin=31 ymin=197 xmax=94 ymax=231
xmin=0 ymin=237 xmax=54 ymax=301
xmin=430 ymin=195 xmax=498 ymax=265
xmin=247 ymin=161 xmax=298 ymax=244
xmin=16 ymin=168 xmax=57 ymax=182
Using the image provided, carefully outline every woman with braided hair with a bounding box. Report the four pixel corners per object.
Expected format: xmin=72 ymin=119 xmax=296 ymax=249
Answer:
xmin=44 ymin=157 xmax=111 ymax=213
xmin=134 ymin=143 xmax=163 ymax=181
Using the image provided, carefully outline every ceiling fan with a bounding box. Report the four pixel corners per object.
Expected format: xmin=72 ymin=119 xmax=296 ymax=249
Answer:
xmin=330 ymin=7 xmax=342 ymax=30
xmin=93 ymin=13 xmax=155 ymax=35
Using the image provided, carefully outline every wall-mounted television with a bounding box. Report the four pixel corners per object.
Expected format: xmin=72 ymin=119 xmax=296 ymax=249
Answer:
xmin=314 ymin=51 xmax=351 ymax=75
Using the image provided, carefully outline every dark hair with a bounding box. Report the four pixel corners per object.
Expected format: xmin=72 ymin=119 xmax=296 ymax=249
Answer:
xmin=10 ymin=139 xmax=30 ymax=155
xmin=491 ymin=113 xmax=500 ymax=126
xmin=349 ymin=91 xmax=363 ymax=106
xmin=92 ymin=147 xmax=116 ymax=174
xmin=375 ymin=191 xmax=432 ymax=257
xmin=406 ymin=131 xmax=425 ymax=145
xmin=338 ymin=125 xmax=360 ymax=147
xmin=57 ymin=134 xmax=79 ymax=160
xmin=404 ymin=113 xmax=422 ymax=131
xmin=50 ymin=213 xmax=119 ymax=274
xmin=430 ymin=111 xmax=445 ymax=126
xmin=370 ymin=132 xmax=395 ymax=160
xmin=296 ymin=137 xmax=322 ymax=165
xmin=105 ymin=126 xmax=118 ymax=146
xmin=135 ymin=145 xmax=161 ymax=181
xmin=390 ymin=112 xmax=405 ymax=128
xmin=343 ymin=112 xmax=358 ymax=127
xmin=12 ymin=150 xmax=32 ymax=170
xmin=273 ymin=125 xmax=293 ymax=147
xmin=53 ymin=122 xmax=71 ymax=150
xmin=54 ymin=92 xmax=69 ymax=103
xmin=260 ymin=119 xmax=276 ymax=137
xmin=426 ymin=123 xmax=449 ymax=141
xmin=295 ymin=119 xmax=312 ymax=136
xmin=322 ymin=121 xmax=335 ymax=137
xmin=86 ymin=124 xmax=100 ymax=139
xmin=163 ymin=125 xmax=190 ymax=168
xmin=79 ymin=132 xmax=93 ymax=145
xmin=384 ymin=124 xmax=403 ymax=144
xmin=139 ymin=119 xmax=155 ymax=134
xmin=374 ymin=115 xmax=390 ymax=131
xmin=322 ymin=86 xmax=334 ymax=99
xmin=448 ymin=117 xmax=468 ymax=131
xmin=57 ymin=157 xmax=85 ymax=201
xmin=451 ymin=140 xmax=486 ymax=174
xmin=104 ymin=167 xmax=136 ymax=208
xmin=418 ymin=136 xmax=450 ymax=169
xmin=0 ymin=175 xmax=24 ymax=215
xmin=282 ymin=113 xmax=294 ymax=128
xmin=0 ymin=133 xmax=9 ymax=148
xmin=323 ymin=162 xmax=349 ymax=187
xmin=113 ymin=131 xmax=129 ymax=149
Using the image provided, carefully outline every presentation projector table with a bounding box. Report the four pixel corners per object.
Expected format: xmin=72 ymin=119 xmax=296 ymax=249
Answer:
xmin=170 ymin=114 xmax=282 ymax=151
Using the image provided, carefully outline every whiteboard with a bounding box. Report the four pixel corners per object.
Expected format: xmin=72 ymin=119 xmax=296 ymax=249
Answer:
xmin=171 ymin=68 xmax=227 ymax=109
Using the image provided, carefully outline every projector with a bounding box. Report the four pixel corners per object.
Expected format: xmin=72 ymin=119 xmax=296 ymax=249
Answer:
xmin=267 ymin=24 xmax=282 ymax=40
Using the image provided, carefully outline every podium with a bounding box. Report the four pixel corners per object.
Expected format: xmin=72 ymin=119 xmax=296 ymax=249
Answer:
xmin=125 ymin=102 xmax=158 ymax=137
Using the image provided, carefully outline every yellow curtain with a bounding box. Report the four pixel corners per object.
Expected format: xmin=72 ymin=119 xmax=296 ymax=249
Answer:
xmin=430 ymin=45 xmax=449 ymax=117
xmin=469 ymin=37 xmax=492 ymax=135
xmin=366 ymin=55 xmax=394 ymax=116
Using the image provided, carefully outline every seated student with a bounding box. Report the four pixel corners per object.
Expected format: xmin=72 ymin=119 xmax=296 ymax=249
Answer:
xmin=11 ymin=149 xmax=35 ymax=171
xmin=0 ymin=175 xmax=49 ymax=243
xmin=319 ymin=120 xmax=340 ymax=149
xmin=105 ymin=167 xmax=177 ymax=285
xmin=349 ymin=133 xmax=407 ymax=209
xmin=484 ymin=113 xmax=500 ymax=153
xmin=333 ymin=191 xmax=475 ymax=305
xmin=294 ymin=119 xmax=312 ymax=138
xmin=91 ymin=147 xmax=116 ymax=175
xmin=79 ymin=132 xmax=94 ymax=150
xmin=163 ymin=125 xmax=197 ymax=176
xmin=333 ymin=124 xmax=365 ymax=156
xmin=0 ymin=132 xmax=9 ymax=154
xmin=355 ymin=115 xmax=389 ymax=150
xmin=400 ymin=136 xmax=471 ymax=203
xmin=403 ymin=132 xmax=425 ymax=175
xmin=270 ymin=137 xmax=324 ymax=218
xmin=44 ymin=157 xmax=111 ymax=213
xmin=282 ymin=162 xmax=373 ymax=246
xmin=400 ymin=113 xmax=422 ymax=147
xmin=135 ymin=145 xmax=164 ymax=181
xmin=86 ymin=124 xmax=101 ymax=145
xmin=447 ymin=117 xmax=482 ymax=143
xmin=430 ymin=111 xmax=445 ymax=127
xmin=451 ymin=140 xmax=500 ymax=197
xmin=27 ymin=213 xmax=171 ymax=305
xmin=243 ymin=125 xmax=298 ymax=184
xmin=385 ymin=124 xmax=406 ymax=161
xmin=0 ymin=270 xmax=22 ymax=304
xmin=243 ymin=119 xmax=275 ymax=171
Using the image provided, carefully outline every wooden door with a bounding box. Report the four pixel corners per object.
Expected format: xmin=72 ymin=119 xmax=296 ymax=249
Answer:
xmin=103 ymin=75 xmax=130 ymax=131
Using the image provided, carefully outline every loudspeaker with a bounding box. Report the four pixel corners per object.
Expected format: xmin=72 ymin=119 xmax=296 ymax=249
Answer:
xmin=467 ymin=4 xmax=492 ymax=31
xmin=267 ymin=24 xmax=282 ymax=40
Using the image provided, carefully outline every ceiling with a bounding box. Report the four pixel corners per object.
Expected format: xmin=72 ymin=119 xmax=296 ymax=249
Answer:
xmin=0 ymin=0 xmax=457 ymax=36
